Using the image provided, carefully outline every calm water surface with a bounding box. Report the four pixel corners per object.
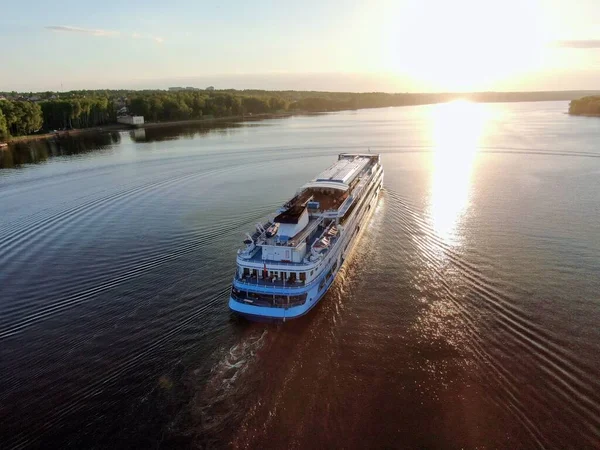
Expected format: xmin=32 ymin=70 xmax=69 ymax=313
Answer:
xmin=1 ymin=102 xmax=599 ymax=449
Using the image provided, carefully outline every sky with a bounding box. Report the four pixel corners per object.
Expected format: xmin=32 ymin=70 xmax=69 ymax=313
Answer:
xmin=1 ymin=0 xmax=600 ymax=92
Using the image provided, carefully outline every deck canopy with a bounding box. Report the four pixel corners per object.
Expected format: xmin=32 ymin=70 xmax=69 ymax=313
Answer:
xmin=299 ymin=156 xmax=371 ymax=193
xmin=315 ymin=157 xmax=370 ymax=185
xmin=301 ymin=181 xmax=350 ymax=191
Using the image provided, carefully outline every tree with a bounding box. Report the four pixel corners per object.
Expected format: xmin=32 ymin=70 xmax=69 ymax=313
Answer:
xmin=0 ymin=107 xmax=8 ymax=141
xmin=129 ymin=97 xmax=150 ymax=118
xmin=242 ymin=97 xmax=270 ymax=114
xmin=149 ymin=97 xmax=164 ymax=121
xmin=0 ymin=100 xmax=43 ymax=136
xmin=268 ymin=96 xmax=286 ymax=112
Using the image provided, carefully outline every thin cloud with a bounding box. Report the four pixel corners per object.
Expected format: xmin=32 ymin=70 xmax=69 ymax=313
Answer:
xmin=554 ymin=40 xmax=600 ymax=49
xmin=45 ymin=25 xmax=119 ymax=37
xmin=46 ymin=25 xmax=164 ymax=43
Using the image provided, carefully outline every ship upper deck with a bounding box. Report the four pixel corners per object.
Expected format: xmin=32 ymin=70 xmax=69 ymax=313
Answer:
xmin=242 ymin=219 xmax=323 ymax=265
xmin=240 ymin=247 xmax=305 ymax=266
xmin=301 ymin=155 xmax=372 ymax=193
xmin=267 ymin=216 xmax=321 ymax=248
xmin=315 ymin=156 xmax=371 ymax=185
xmin=237 ymin=154 xmax=380 ymax=264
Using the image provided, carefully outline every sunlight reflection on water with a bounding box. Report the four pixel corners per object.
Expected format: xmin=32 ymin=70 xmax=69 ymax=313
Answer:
xmin=428 ymin=100 xmax=488 ymax=244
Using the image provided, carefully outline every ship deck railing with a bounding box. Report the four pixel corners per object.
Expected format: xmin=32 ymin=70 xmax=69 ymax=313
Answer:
xmin=238 ymin=247 xmax=308 ymax=267
xmin=235 ymin=274 xmax=307 ymax=289
xmin=239 ymin=226 xmax=340 ymax=268
xmin=237 ymin=254 xmax=310 ymax=267
xmin=231 ymin=288 xmax=308 ymax=308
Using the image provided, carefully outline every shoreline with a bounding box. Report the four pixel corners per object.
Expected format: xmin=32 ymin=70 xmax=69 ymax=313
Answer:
xmin=6 ymin=111 xmax=304 ymax=144
xmin=568 ymin=112 xmax=600 ymax=117
xmin=7 ymin=100 xmax=593 ymax=144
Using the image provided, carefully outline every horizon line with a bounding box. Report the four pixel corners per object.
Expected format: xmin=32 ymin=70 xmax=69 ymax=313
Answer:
xmin=2 ymin=88 xmax=600 ymax=95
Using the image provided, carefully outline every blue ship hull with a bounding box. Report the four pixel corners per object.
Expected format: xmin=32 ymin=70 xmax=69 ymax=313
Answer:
xmin=228 ymin=263 xmax=339 ymax=322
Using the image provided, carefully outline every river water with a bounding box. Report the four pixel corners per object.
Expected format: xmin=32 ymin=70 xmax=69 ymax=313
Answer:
xmin=1 ymin=101 xmax=599 ymax=449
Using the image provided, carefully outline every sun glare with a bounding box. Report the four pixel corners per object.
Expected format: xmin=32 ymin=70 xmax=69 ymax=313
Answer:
xmin=384 ymin=0 xmax=549 ymax=91
xmin=428 ymin=100 xmax=488 ymax=243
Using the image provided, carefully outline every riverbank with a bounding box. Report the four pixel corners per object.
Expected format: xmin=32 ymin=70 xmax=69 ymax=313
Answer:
xmin=8 ymin=92 xmax=598 ymax=144
xmin=568 ymin=112 xmax=600 ymax=117
xmin=6 ymin=111 xmax=303 ymax=144
xmin=7 ymin=124 xmax=125 ymax=143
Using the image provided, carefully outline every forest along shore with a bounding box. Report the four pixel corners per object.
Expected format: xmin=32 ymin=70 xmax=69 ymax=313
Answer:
xmin=5 ymin=112 xmax=303 ymax=144
xmin=3 ymin=88 xmax=600 ymax=145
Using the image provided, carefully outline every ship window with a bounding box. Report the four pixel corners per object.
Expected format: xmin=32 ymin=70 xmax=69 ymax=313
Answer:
xmin=289 ymin=293 xmax=308 ymax=306
xmin=274 ymin=295 xmax=287 ymax=306
xmin=299 ymin=272 xmax=306 ymax=282
xmin=310 ymin=270 xmax=314 ymax=276
xmin=231 ymin=287 xmax=244 ymax=300
xmin=319 ymin=277 xmax=326 ymax=290
xmin=243 ymin=267 xmax=250 ymax=277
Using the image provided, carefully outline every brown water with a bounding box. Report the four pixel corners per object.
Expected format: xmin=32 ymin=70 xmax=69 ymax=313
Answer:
xmin=1 ymin=101 xmax=599 ymax=449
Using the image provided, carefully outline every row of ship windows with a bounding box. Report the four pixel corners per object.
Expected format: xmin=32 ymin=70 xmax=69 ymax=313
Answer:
xmin=319 ymin=260 xmax=338 ymax=291
xmin=231 ymin=287 xmax=308 ymax=307
xmin=241 ymin=267 xmax=308 ymax=282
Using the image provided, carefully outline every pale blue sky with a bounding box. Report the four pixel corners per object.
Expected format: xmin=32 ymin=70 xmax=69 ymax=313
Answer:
xmin=2 ymin=0 xmax=600 ymax=92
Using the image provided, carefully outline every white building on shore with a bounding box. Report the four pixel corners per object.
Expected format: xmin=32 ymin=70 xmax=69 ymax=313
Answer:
xmin=117 ymin=116 xmax=144 ymax=127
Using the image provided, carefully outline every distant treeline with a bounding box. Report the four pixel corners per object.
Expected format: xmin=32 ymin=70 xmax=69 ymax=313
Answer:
xmin=2 ymin=88 xmax=599 ymax=140
xmin=568 ymin=96 xmax=600 ymax=116
xmin=127 ymin=92 xmax=286 ymax=121
xmin=41 ymin=98 xmax=115 ymax=130
xmin=0 ymin=98 xmax=115 ymax=140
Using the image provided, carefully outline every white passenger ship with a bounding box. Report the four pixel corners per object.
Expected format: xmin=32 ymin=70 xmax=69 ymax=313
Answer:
xmin=229 ymin=153 xmax=383 ymax=321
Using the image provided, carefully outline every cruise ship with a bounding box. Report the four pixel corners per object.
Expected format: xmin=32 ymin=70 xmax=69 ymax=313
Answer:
xmin=229 ymin=153 xmax=383 ymax=321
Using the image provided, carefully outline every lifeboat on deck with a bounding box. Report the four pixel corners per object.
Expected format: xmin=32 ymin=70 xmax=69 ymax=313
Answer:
xmin=266 ymin=223 xmax=279 ymax=238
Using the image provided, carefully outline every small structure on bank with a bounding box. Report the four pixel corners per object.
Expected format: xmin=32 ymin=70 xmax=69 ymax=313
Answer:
xmin=117 ymin=116 xmax=144 ymax=127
